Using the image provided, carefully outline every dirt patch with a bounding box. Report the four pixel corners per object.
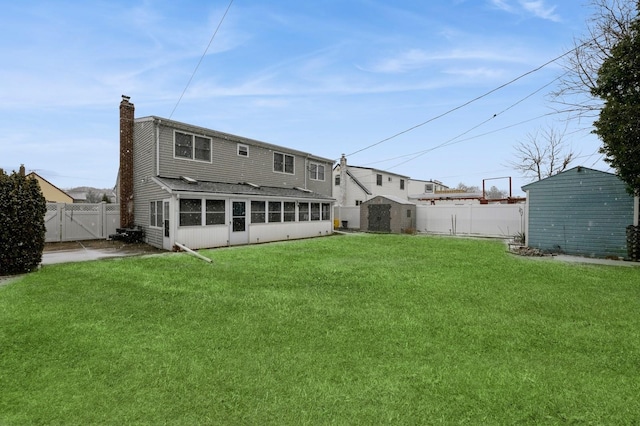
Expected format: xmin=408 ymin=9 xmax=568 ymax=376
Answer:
xmin=508 ymin=244 xmax=552 ymax=257
xmin=44 ymin=239 xmax=164 ymax=254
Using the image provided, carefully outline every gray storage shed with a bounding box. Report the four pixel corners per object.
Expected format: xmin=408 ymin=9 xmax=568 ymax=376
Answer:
xmin=360 ymin=195 xmax=416 ymax=233
xmin=522 ymin=166 xmax=636 ymax=258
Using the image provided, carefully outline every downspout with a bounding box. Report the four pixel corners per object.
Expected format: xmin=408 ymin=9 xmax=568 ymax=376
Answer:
xmin=156 ymin=119 xmax=161 ymax=177
xmin=634 ymin=195 xmax=639 ymax=226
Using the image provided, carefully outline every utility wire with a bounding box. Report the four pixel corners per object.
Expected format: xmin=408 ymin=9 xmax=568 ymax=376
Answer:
xmin=169 ymin=0 xmax=234 ymax=119
xmin=366 ymin=73 xmax=566 ymax=170
xmin=344 ymin=37 xmax=598 ymax=159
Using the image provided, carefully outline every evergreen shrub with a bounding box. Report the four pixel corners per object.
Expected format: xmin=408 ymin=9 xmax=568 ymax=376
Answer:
xmin=0 ymin=170 xmax=47 ymax=275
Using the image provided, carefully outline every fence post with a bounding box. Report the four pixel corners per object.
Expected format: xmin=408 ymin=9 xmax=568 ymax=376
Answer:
xmin=99 ymin=202 xmax=106 ymax=239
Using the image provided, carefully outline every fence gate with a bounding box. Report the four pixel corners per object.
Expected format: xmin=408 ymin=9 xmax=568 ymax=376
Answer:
xmin=45 ymin=203 xmax=120 ymax=242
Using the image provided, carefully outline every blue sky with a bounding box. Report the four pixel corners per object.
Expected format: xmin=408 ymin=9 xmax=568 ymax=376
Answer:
xmin=0 ymin=1 xmax=607 ymax=194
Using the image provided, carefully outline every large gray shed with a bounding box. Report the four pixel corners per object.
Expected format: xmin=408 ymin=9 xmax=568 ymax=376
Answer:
xmin=522 ymin=166 xmax=636 ymax=258
xmin=360 ymin=195 xmax=416 ymax=233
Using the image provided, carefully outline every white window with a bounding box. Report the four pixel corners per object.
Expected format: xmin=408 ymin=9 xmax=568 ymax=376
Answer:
xmin=174 ymin=131 xmax=211 ymax=162
xmin=310 ymin=203 xmax=320 ymax=221
xmin=237 ymin=144 xmax=249 ymax=157
xmin=179 ymin=199 xmax=202 ymax=226
xmin=251 ymin=201 xmax=265 ymax=223
xmin=205 ymin=200 xmax=225 ymax=225
xmin=298 ymin=202 xmax=309 ymax=221
xmin=321 ymin=203 xmax=331 ymax=221
xmin=274 ymin=152 xmax=294 ymax=174
xmin=150 ymin=201 xmax=163 ymax=228
xmin=284 ymin=202 xmax=296 ymax=222
xmin=309 ymin=163 xmax=325 ymax=181
xmin=268 ymin=201 xmax=282 ymax=222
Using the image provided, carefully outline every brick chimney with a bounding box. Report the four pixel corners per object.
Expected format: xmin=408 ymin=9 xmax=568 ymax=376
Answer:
xmin=119 ymin=95 xmax=135 ymax=229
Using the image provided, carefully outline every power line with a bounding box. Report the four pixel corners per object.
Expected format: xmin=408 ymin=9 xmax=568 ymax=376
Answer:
xmin=364 ymin=74 xmax=566 ymax=170
xmin=344 ymin=38 xmax=596 ymax=159
xmin=169 ymin=0 xmax=234 ymax=119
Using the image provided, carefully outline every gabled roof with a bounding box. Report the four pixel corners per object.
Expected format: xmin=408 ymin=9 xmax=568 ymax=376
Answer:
xmin=27 ymin=172 xmax=74 ymax=202
xmin=521 ymin=166 xmax=618 ymax=191
xmin=364 ymin=195 xmax=416 ymax=205
xmin=346 ymin=170 xmax=373 ymax=195
xmin=153 ymin=177 xmax=334 ymax=200
xmin=333 ymin=163 xmax=410 ymax=179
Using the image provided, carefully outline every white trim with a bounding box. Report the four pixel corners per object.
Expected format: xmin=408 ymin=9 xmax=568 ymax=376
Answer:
xmin=273 ymin=151 xmax=295 ymax=175
xmin=237 ymin=143 xmax=249 ymax=157
xmin=173 ymin=129 xmax=213 ymax=163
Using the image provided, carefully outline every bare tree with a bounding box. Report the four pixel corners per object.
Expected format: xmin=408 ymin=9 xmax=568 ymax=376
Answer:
xmin=509 ymin=125 xmax=577 ymax=181
xmin=456 ymin=182 xmax=481 ymax=193
xmin=485 ymin=185 xmax=508 ymax=199
xmin=551 ymin=0 xmax=636 ymax=122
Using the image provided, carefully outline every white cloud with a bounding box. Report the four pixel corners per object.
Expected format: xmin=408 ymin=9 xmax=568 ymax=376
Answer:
xmin=519 ymin=1 xmax=561 ymax=22
xmin=489 ymin=0 xmax=515 ymax=13
xmin=490 ymin=0 xmax=561 ymax=22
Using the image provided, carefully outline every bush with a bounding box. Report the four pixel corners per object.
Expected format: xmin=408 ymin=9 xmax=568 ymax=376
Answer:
xmin=0 ymin=170 xmax=47 ymax=275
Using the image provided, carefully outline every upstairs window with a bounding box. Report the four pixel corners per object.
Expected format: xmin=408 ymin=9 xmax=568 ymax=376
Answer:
xmin=376 ymin=174 xmax=383 ymax=186
xmin=335 ymin=175 xmax=340 ymax=186
xmin=400 ymin=179 xmax=405 ymax=190
xmin=237 ymin=144 xmax=249 ymax=157
xmin=309 ymin=163 xmax=325 ymax=181
xmin=274 ymin=152 xmax=294 ymax=174
xmin=175 ymin=131 xmax=211 ymax=162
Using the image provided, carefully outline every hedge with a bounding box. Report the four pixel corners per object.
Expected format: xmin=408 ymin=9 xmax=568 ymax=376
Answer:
xmin=0 ymin=170 xmax=47 ymax=275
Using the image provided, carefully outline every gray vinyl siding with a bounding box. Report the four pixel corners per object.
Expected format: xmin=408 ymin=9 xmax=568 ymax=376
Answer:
xmin=148 ymin=118 xmax=333 ymax=197
xmin=133 ymin=120 xmax=166 ymax=248
xmin=523 ymin=167 xmax=634 ymax=258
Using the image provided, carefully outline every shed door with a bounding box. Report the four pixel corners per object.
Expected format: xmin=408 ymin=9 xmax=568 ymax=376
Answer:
xmin=368 ymin=204 xmax=391 ymax=232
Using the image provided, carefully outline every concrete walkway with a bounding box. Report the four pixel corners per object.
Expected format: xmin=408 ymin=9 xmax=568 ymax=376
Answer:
xmin=41 ymin=248 xmax=141 ymax=265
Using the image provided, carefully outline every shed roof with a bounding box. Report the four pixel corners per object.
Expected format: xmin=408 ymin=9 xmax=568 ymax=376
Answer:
xmin=521 ymin=166 xmax=618 ymax=191
xmin=153 ymin=177 xmax=334 ymax=200
xmin=364 ymin=195 xmax=416 ymax=205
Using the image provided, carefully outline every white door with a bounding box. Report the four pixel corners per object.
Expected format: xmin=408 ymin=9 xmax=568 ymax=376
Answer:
xmin=162 ymin=199 xmax=171 ymax=250
xmin=229 ymin=200 xmax=249 ymax=245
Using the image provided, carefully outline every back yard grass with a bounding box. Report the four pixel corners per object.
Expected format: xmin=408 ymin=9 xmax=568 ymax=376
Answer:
xmin=1 ymin=234 xmax=639 ymax=424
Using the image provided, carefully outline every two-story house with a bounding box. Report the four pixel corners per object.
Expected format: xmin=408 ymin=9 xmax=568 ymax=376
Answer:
xmin=332 ymin=155 xmax=409 ymax=207
xmin=118 ymin=96 xmax=334 ymax=250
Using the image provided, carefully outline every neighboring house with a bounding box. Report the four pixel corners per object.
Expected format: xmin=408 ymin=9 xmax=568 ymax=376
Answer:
xmin=522 ymin=166 xmax=638 ymax=259
xmin=407 ymin=178 xmax=449 ymax=201
xmin=67 ymin=187 xmax=117 ymax=203
xmin=360 ymin=195 xmax=416 ymax=234
xmin=117 ymin=96 xmax=335 ymax=250
xmin=333 ymin=155 xmax=409 ymax=207
xmin=26 ymin=171 xmax=74 ymax=203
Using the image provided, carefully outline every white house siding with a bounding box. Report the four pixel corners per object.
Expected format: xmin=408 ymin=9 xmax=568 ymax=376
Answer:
xmin=333 ymin=166 xmax=409 ymax=208
xmin=171 ymin=198 xmax=333 ymax=250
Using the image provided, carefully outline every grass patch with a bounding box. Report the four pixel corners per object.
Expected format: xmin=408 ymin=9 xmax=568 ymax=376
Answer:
xmin=1 ymin=234 xmax=639 ymax=424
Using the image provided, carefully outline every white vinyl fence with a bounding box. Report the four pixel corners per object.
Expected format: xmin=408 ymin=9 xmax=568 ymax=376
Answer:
xmin=416 ymin=204 xmax=524 ymax=238
xmin=335 ymin=203 xmax=525 ymax=238
xmin=45 ymin=202 xmax=120 ymax=242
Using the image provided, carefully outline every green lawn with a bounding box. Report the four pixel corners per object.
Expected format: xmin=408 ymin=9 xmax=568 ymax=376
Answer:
xmin=1 ymin=234 xmax=639 ymax=424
